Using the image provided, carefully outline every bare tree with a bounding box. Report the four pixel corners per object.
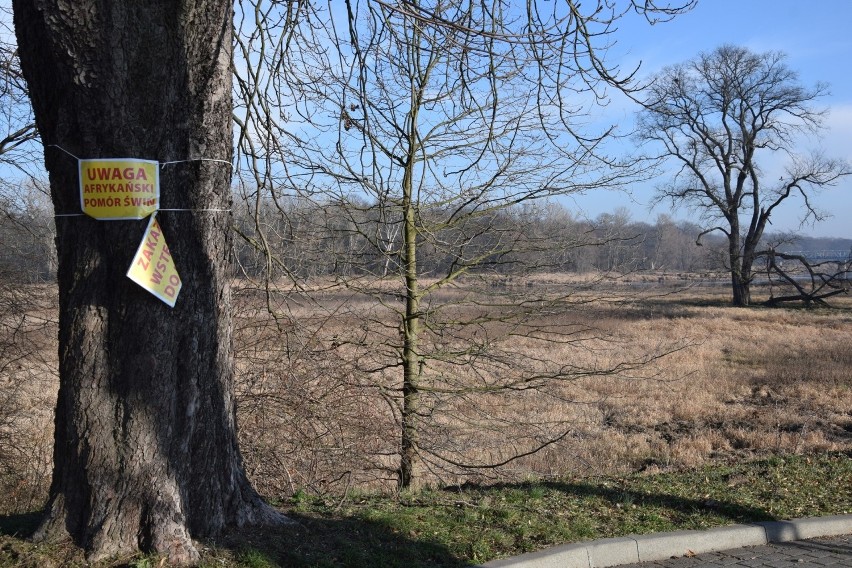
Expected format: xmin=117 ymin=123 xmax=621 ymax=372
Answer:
xmin=637 ymin=45 xmax=850 ymax=306
xmin=233 ymin=0 xmax=694 ymax=490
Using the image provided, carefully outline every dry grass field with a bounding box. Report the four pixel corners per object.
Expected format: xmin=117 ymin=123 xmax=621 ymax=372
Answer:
xmin=1 ymin=274 xmax=850 ymax=516
xmin=527 ymin=284 xmax=852 ymax=477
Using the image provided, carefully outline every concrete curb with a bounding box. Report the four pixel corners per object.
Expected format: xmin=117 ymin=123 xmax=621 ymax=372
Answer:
xmin=479 ymin=514 xmax=852 ymax=568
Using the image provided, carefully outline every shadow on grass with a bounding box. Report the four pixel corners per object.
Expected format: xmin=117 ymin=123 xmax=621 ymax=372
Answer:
xmin=208 ymin=512 xmax=472 ymax=568
xmin=0 ymin=474 xmax=791 ymax=568
xmin=0 ymin=510 xmax=471 ymax=568
xmin=0 ymin=511 xmax=41 ymax=538
xmin=444 ymin=477 xmax=780 ymax=529
xmin=546 ymin=480 xmax=775 ymax=524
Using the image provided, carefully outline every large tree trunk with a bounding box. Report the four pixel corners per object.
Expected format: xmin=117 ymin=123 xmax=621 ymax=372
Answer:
xmin=13 ymin=1 xmax=284 ymax=563
xmin=736 ymin=250 xmax=757 ymax=308
xmin=727 ymin=223 xmax=752 ymax=307
xmin=731 ymin=272 xmax=752 ymax=307
xmin=731 ymin=249 xmax=755 ymax=307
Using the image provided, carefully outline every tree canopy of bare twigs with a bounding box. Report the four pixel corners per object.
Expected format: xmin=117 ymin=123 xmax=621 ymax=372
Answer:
xmin=636 ymin=44 xmax=851 ymax=307
xmin=0 ymin=5 xmax=37 ymax=172
xmin=232 ymin=0 xmax=695 ymax=490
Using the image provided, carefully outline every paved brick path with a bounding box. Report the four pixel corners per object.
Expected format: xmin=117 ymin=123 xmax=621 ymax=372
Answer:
xmin=617 ymin=534 xmax=852 ymax=568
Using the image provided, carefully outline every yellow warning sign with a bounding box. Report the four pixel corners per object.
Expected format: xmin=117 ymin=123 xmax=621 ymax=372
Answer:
xmin=79 ymin=158 xmax=159 ymax=219
xmin=126 ymin=214 xmax=181 ymax=307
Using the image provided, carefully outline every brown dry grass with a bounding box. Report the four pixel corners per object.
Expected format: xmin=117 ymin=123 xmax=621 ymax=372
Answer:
xmin=0 ymin=283 xmax=56 ymax=515
xmin=515 ymin=290 xmax=852 ymax=479
xmin=1 ymin=276 xmax=850 ymax=514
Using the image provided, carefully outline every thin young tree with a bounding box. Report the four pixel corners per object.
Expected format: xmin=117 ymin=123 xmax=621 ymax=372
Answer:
xmin=14 ymin=1 xmax=284 ymax=563
xmin=637 ymin=45 xmax=850 ymax=306
xmin=234 ymin=0 xmax=695 ymax=489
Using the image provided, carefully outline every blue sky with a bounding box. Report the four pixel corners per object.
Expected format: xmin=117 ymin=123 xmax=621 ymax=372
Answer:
xmin=5 ymin=1 xmax=850 ymax=238
xmin=568 ymin=0 xmax=852 ymax=239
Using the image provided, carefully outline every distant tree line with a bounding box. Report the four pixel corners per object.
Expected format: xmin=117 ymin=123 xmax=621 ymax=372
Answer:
xmin=231 ymin=196 xmax=723 ymax=280
xmin=4 ymin=186 xmax=851 ymax=285
xmin=230 ymin=195 xmax=851 ymax=282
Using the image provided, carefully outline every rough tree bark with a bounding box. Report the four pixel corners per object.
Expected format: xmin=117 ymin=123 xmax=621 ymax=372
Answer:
xmin=13 ymin=1 xmax=284 ymax=563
